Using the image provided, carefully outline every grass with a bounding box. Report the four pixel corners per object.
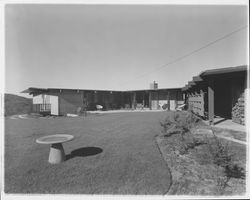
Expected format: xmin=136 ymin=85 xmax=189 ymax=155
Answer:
xmin=5 ymin=111 xmax=171 ymax=194
xmin=157 ymin=111 xmax=246 ymax=195
xmin=4 ymin=94 xmax=32 ymax=116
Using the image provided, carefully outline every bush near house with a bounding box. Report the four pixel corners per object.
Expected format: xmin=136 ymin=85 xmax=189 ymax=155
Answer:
xmin=158 ymin=111 xmax=246 ymax=195
xmin=4 ymin=94 xmax=32 ymax=116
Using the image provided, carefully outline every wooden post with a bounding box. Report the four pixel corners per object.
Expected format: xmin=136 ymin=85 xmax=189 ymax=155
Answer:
xmin=175 ymin=90 xmax=178 ymax=109
xmin=81 ymin=90 xmax=84 ymax=109
xmin=184 ymin=92 xmax=187 ymax=104
xmin=168 ymin=91 xmax=170 ymax=111
xmin=134 ymin=92 xmax=137 ymax=109
xmin=157 ymin=92 xmax=159 ymax=110
xmin=58 ymin=93 xmax=61 ymax=116
xmin=149 ymin=92 xmax=151 ymax=110
xmin=132 ymin=92 xmax=136 ymax=109
xmin=142 ymin=93 xmax=145 ymax=108
xmin=208 ymin=78 xmax=214 ymax=125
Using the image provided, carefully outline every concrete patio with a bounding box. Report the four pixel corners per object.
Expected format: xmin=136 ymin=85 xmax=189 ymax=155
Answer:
xmin=204 ymin=117 xmax=246 ymax=132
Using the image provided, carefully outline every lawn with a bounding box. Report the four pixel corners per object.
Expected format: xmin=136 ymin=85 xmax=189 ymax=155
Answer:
xmin=4 ymin=112 xmax=171 ymax=194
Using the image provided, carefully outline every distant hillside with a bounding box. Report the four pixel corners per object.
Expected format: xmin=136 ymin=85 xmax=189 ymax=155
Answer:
xmin=4 ymin=94 xmax=32 ymax=116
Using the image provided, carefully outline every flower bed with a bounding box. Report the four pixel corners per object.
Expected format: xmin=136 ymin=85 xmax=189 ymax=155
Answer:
xmin=157 ymin=111 xmax=246 ymax=195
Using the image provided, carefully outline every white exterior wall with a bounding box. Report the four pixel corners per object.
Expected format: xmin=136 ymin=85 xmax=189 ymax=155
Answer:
xmin=33 ymin=94 xmax=59 ymax=115
xmin=33 ymin=94 xmax=50 ymax=104
xmin=170 ymin=100 xmax=176 ymax=110
xmin=50 ymin=95 xmax=59 ymax=115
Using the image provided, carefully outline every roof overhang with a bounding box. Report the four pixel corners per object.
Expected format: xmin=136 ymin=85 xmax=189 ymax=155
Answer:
xmin=192 ymin=76 xmax=204 ymax=82
xmin=188 ymin=81 xmax=196 ymax=86
xmin=21 ymin=87 xmax=48 ymax=95
xmin=200 ymin=65 xmax=248 ymax=77
xmin=182 ymin=65 xmax=248 ymax=92
xmin=21 ymin=87 xmax=183 ymax=95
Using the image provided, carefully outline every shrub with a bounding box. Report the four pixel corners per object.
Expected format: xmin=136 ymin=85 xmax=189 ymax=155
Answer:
xmin=207 ymin=134 xmax=232 ymax=168
xmin=206 ymin=128 xmax=245 ymax=189
xmin=160 ymin=111 xmax=206 ymax=154
xmin=160 ymin=111 xmax=201 ymax=137
xmin=160 ymin=112 xmax=182 ymax=136
xmin=177 ymin=132 xmax=207 ymax=155
xmin=225 ymin=164 xmax=245 ymax=179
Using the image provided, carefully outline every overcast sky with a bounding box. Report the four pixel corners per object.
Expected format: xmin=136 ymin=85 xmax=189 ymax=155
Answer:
xmin=5 ymin=4 xmax=248 ymax=96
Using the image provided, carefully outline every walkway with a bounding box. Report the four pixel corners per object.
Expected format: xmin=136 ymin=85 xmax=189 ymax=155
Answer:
xmin=216 ymin=135 xmax=246 ymax=145
xmin=195 ymin=128 xmax=246 ymax=145
xmin=203 ymin=118 xmax=246 ymax=132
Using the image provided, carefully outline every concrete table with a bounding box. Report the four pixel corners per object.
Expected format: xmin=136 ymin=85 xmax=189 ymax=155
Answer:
xmin=36 ymin=134 xmax=74 ymax=164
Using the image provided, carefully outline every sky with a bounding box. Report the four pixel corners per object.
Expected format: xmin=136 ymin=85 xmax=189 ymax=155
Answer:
xmin=4 ymin=4 xmax=248 ymax=97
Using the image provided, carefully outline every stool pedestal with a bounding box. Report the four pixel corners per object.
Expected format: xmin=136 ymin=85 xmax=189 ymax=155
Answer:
xmin=48 ymin=143 xmax=65 ymax=164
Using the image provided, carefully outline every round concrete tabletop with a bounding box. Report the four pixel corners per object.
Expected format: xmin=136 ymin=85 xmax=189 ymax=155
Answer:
xmin=36 ymin=134 xmax=74 ymax=144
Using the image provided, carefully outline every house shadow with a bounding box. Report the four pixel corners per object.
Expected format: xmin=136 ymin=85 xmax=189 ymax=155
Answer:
xmin=66 ymin=147 xmax=103 ymax=160
xmin=213 ymin=118 xmax=228 ymax=125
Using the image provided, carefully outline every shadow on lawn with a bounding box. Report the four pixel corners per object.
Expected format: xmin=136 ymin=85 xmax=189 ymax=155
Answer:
xmin=66 ymin=147 xmax=103 ymax=160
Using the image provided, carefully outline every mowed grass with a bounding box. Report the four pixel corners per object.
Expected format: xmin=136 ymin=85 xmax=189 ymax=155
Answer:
xmin=5 ymin=112 xmax=171 ymax=194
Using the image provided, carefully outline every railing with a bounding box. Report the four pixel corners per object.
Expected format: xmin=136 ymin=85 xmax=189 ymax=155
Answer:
xmin=33 ymin=104 xmax=51 ymax=113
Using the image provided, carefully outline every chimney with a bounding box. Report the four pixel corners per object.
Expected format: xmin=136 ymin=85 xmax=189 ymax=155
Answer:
xmin=150 ymin=81 xmax=158 ymax=89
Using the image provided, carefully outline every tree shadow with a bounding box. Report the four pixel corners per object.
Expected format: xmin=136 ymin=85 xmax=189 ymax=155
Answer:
xmin=66 ymin=147 xmax=103 ymax=160
xmin=225 ymin=164 xmax=245 ymax=179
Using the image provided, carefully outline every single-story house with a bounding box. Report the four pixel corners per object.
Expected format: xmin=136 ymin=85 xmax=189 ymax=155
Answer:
xmin=182 ymin=65 xmax=248 ymax=125
xmin=22 ymin=86 xmax=184 ymax=116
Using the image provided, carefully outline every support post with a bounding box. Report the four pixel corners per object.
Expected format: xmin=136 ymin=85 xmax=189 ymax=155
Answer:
xmin=142 ymin=93 xmax=145 ymax=107
xmin=49 ymin=143 xmax=65 ymax=164
xmin=58 ymin=94 xmax=61 ymax=116
xmin=208 ymin=78 xmax=214 ymax=125
xmin=175 ymin=90 xmax=178 ymax=109
xmin=168 ymin=91 xmax=170 ymax=111
xmin=132 ymin=92 xmax=136 ymax=110
xmin=149 ymin=92 xmax=152 ymax=110
xmin=157 ymin=92 xmax=159 ymax=110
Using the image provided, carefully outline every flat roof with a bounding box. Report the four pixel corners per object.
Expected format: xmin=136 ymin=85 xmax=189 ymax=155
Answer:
xmin=126 ymin=87 xmax=183 ymax=92
xmin=200 ymin=65 xmax=248 ymax=77
xmin=182 ymin=65 xmax=248 ymax=91
xmin=22 ymin=87 xmax=182 ymax=94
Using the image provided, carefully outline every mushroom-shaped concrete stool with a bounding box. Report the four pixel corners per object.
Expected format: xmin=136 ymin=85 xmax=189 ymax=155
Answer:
xmin=36 ymin=134 xmax=74 ymax=164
